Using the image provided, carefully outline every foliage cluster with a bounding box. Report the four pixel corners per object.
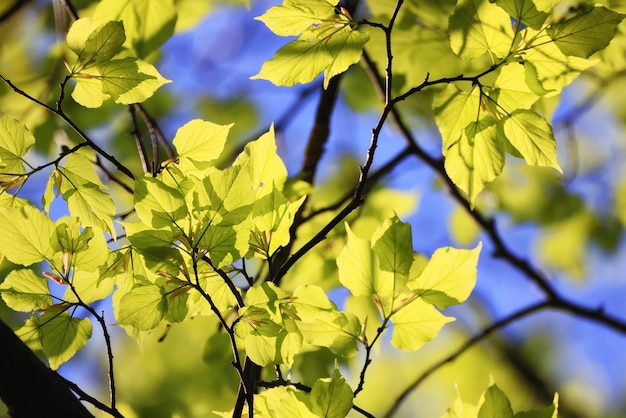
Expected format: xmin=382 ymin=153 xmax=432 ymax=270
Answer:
xmin=0 ymin=0 xmax=625 ymax=417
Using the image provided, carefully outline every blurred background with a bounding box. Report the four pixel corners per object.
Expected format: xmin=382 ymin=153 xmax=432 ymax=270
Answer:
xmin=1 ymin=0 xmax=626 ymax=417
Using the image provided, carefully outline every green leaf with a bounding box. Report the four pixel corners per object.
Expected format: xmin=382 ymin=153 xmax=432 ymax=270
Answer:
xmin=94 ymin=0 xmax=177 ymax=58
xmin=84 ymin=20 xmax=126 ymax=63
xmin=337 ymin=223 xmax=394 ymax=300
xmin=14 ymin=314 xmax=44 ymax=352
xmin=493 ymin=63 xmax=544 ymax=111
xmin=0 ymin=205 xmax=54 ymax=265
xmin=494 ymin=0 xmax=549 ymax=30
xmin=310 ymin=368 xmax=353 ymax=418
xmin=199 ymin=225 xmax=250 ymax=268
xmin=0 ymin=117 xmax=35 ymax=174
xmin=242 ymin=319 xmax=302 ymax=367
xmin=71 ymin=67 xmax=110 ymax=108
xmin=514 ymin=393 xmax=559 ymax=418
xmin=64 ymin=270 xmax=116 ymax=305
xmin=254 ymin=386 xmax=318 ymax=418
xmin=0 ymin=269 xmax=51 ymax=312
xmin=251 ymin=25 xmax=369 ymax=88
xmin=172 ymin=119 xmax=232 ymax=172
xmin=408 ymin=243 xmax=481 ymax=309
xmin=134 ymin=175 xmax=188 ymax=230
xmin=449 ymin=0 xmax=514 ymax=60
xmin=501 ymin=110 xmax=561 ymax=171
xmin=58 ymin=153 xmax=116 ymax=235
xmin=371 ymin=214 xmax=413 ymax=276
xmin=297 ymin=310 xmax=360 ymax=357
xmin=251 ymin=186 xmax=306 ymax=256
xmin=116 ymin=59 xmax=170 ymax=104
xmin=194 ymin=164 xmax=254 ymax=227
xmin=433 ymin=84 xmax=482 ymax=152
xmin=478 ymin=383 xmax=514 ymax=418
xmin=67 ymin=18 xmax=105 ymax=64
xmin=522 ymin=33 xmax=595 ymax=93
xmin=117 ymin=284 xmax=167 ymax=331
xmin=256 ymin=0 xmax=337 ymax=36
xmin=40 ymin=312 xmax=92 ymax=370
xmin=233 ymin=125 xmax=288 ymax=197
xmin=444 ymin=117 xmax=504 ymax=204
xmin=547 ymin=6 xmax=625 ymax=58
xmin=390 ymin=298 xmax=454 ymax=351
xmin=98 ymin=58 xmax=156 ymax=101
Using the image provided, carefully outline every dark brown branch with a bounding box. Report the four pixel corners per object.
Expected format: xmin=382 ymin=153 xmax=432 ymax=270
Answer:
xmin=0 ymin=318 xmax=95 ymax=418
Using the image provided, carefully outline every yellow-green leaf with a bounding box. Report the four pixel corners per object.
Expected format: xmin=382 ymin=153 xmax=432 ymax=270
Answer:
xmin=408 ymin=243 xmax=481 ymax=309
xmin=310 ymin=368 xmax=353 ymax=418
xmin=390 ymin=298 xmax=454 ymax=352
xmin=0 ymin=269 xmax=52 ymax=312
xmin=41 ymin=312 xmax=92 ymax=370
xmin=449 ymin=0 xmax=514 ymax=60
xmin=117 ymin=284 xmax=167 ymax=331
xmin=173 ymin=119 xmax=232 ymax=172
xmin=0 ymin=205 xmax=54 ymax=265
xmin=0 ymin=117 xmax=35 ymax=174
xmin=501 ymin=110 xmax=561 ymax=171
xmin=256 ymin=0 xmax=337 ymax=37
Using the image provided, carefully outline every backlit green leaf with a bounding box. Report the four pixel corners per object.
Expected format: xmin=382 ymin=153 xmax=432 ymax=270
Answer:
xmin=501 ymin=110 xmax=561 ymax=171
xmin=199 ymin=225 xmax=250 ymax=268
xmin=433 ymin=84 xmax=482 ymax=151
xmin=67 ymin=18 xmax=104 ymax=65
xmin=337 ymin=223 xmax=394 ymax=300
xmin=117 ymin=284 xmax=167 ymax=331
xmin=0 ymin=269 xmax=51 ymax=312
xmin=98 ymin=58 xmax=156 ymax=101
xmin=58 ymin=153 xmax=116 ymax=235
xmin=256 ymin=0 xmax=337 ymax=37
xmin=297 ymin=310 xmax=360 ymax=357
xmin=251 ymin=25 xmax=368 ymax=88
xmin=41 ymin=312 xmax=92 ymax=370
xmin=494 ymin=0 xmax=548 ymax=30
xmin=493 ymin=63 xmax=543 ymax=111
xmin=254 ymin=386 xmax=318 ymax=418
xmin=194 ymin=164 xmax=254 ymax=227
xmin=371 ymin=214 xmax=413 ymax=276
xmin=0 ymin=117 xmax=35 ymax=174
xmin=0 ymin=205 xmax=54 ymax=265
xmin=310 ymin=368 xmax=353 ymax=418
xmin=449 ymin=0 xmax=514 ymax=60
xmin=134 ymin=175 xmax=188 ymax=230
xmin=233 ymin=125 xmax=288 ymax=196
xmin=172 ymin=119 xmax=232 ymax=172
xmin=444 ymin=117 xmax=504 ymax=204
xmin=71 ymin=67 xmax=109 ymax=108
xmin=93 ymin=0 xmax=177 ymax=58
xmin=390 ymin=298 xmax=454 ymax=351
xmin=408 ymin=243 xmax=481 ymax=309
xmin=84 ymin=20 xmax=126 ymax=63
xmin=547 ymin=6 xmax=625 ymax=58
xmin=478 ymin=383 xmax=514 ymax=418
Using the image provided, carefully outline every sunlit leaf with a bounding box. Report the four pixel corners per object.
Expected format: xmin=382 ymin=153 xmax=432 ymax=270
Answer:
xmin=93 ymin=0 xmax=177 ymax=58
xmin=547 ymin=6 xmax=625 ymax=58
xmin=117 ymin=284 xmax=167 ymax=331
xmin=134 ymin=175 xmax=188 ymax=230
xmin=477 ymin=383 xmax=514 ymax=418
xmin=310 ymin=368 xmax=353 ymax=418
xmin=449 ymin=0 xmax=514 ymax=60
xmin=494 ymin=0 xmax=548 ymax=30
xmin=40 ymin=312 xmax=92 ymax=370
xmin=390 ymin=298 xmax=454 ymax=351
xmin=84 ymin=20 xmax=126 ymax=63
xmin=501 ymin=110 xmax=561 ymax=171
xmin=0 ymin=269 xmax=51 ymax=312
xmin=0 ymin=117 xmax=35 ymax=174
xmin=408 ymin=243 xmax=481 ymax=309
xmin=173 ymin=119 xmax=232 ymax=172
xmin=256 ymin=0 xmax=337 ymax=36
xmin=444 ymin=117 xmax=504 ymax=204
xmin=0 ymin=205 xmax=54 ymax=265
